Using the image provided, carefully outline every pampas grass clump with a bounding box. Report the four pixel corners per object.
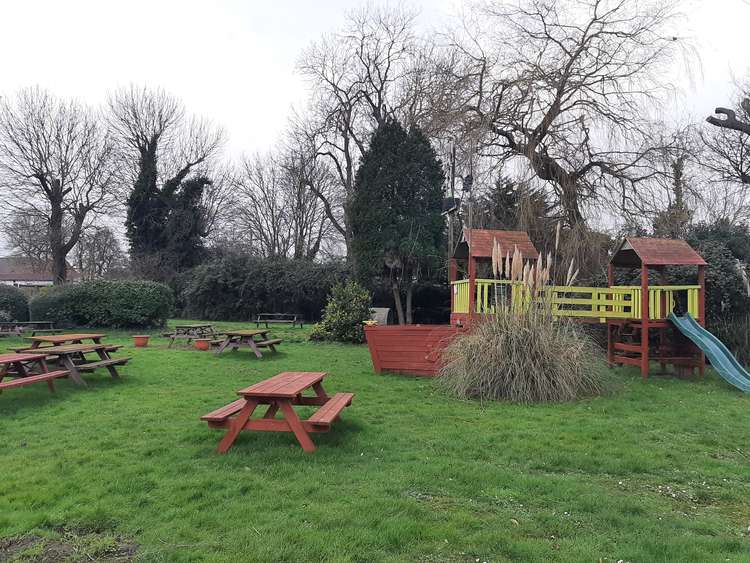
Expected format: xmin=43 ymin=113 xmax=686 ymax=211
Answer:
xmin=438 ymin=307 xmax=604 ymax=403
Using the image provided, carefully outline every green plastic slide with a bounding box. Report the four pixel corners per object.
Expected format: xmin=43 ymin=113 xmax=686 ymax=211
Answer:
xmin=668 ymin=313 xmax=750 ymax=393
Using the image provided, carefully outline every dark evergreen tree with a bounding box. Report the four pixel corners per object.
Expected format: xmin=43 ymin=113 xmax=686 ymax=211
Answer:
xmin=350 ymin=119 xmax=445 ymax=324
xmin=163 ymin=176 xmax=210 ymax=271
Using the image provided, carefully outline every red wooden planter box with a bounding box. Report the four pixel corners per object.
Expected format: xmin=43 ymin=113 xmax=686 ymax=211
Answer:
xmin=364 ymin=324 xmax=466 ymax=377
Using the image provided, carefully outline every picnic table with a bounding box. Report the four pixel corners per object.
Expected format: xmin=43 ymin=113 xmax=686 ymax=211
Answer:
xmin=0 ymin=321 xmax=57 ymax=337
xmin=16 ymin=343 xmax=130 ymax=386
xmin=201 ymin=371 xmax=354 ymax=453
xmin=255 ymin=313 xmax=304 ymax=328
xmin=165 ymin=324 xmax=223 ymax=348
xmin=0 ymin=352 xmax=69 ymax=393
xmin=214 ymin=329 xmax=283 ymax=358
xmin=21 ymin=333 xmax=106 ymax=349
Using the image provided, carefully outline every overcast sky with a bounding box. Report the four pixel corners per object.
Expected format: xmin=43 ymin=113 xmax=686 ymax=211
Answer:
xmin=2 ymin=0 xmax=747 ymax=160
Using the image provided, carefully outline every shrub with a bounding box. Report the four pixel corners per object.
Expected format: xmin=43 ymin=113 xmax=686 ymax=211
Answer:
xmin=30 ymin=280 xmax=174 ymax=328
xmin=0 ymin=285 xmax=29 ymax=322
xmin=310 ymin=280 xmax=371 ymax=343
xmin=180 ymin=256 xmax=350 ymax=321
xmin=438 ymin=308 xmax=605 ymax=403
xmin=712 ymin=314 xmax=750 ymax=366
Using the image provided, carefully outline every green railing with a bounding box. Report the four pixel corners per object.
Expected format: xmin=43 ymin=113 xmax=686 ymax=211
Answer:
xmin=450 ymin=280 xmax=700 ymax=320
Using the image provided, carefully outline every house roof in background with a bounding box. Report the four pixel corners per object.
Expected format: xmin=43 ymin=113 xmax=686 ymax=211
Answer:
xmin=455 ymin=229 xmax=539 ymax=260
xmin=0 ymin=256 xmax=80 ymax=281
xmin=611 ymin=238 xmax=707 ymax=267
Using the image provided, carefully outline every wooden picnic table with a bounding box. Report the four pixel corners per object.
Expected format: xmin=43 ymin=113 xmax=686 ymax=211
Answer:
xmin=21 ymin=343 xmax=130 ymax=386
xmin=0 ymin=352 xmax=69 ymax=393
xmin=23 ymin=333 xmax=106 ymax=349
xmin=0 ymin=321 xmax=56 ymax=337
xmin=166 ymin=324 xmax=222 ymax=347
xmin=214 ymin=329 xmax=283 ymax=358
xmin=201 ymin=371 xmax=354 ymax=453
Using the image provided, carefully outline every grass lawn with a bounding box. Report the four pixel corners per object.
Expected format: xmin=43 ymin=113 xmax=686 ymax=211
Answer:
xmin=1 ymin=320 xmax=749 ymax=562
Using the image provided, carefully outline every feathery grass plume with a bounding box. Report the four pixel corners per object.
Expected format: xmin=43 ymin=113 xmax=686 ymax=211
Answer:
xmin=438 ymin=307 xmax=605 ymax=403
xmin=505 ymin=251 xmax=510 ymax=281
xmin=554 ymin=221 xmax=561 ymax=252
xmin=565 ymin=258 xmax=575 ymax=286
xmin=498 ymin=244 xmax=504 ymax=278
xmin=492 ymin=237 xmax=499 ymax=278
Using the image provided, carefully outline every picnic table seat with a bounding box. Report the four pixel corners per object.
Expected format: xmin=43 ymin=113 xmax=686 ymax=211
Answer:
xmin=307 ymin=393 xmax=354 ymax=427
xmin=255 ymin=313 xmax=303 ymax=328
xmin=0 ymin=369 xmax=69 ymax=393
xmin=76 ymin=357 xmax=130 ymax=372
xmin=13 ymin=344 xmax=123 ymax=354
xmin=255 ymin=338 xmax=283 ymax=348
xmin=200 ymin=398 xmax=247 ymax=427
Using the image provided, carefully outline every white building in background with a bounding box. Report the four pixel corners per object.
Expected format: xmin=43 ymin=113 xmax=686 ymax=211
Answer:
xmin=0 ymin=256 xmax=80 ymax=287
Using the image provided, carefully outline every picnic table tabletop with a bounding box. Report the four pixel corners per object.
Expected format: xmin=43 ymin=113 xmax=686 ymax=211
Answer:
xmin=175 ymin=324 xmax=214 ymax=329
xmin=0 ymin=352 xmax=50 ymax=364
xmin=27 ymin=343 xmax=107 ymax=355
xmin=26 ymin=333 xmax=105 ymax=345
xmin=239 ymin=371 xmax=327 ymax=398
xmin=223 ymin=329 xmax=269 ymax=337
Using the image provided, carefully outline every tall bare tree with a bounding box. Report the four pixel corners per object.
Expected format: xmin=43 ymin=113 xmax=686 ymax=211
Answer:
xmin=0 ymin=88 xmax=117 ymax=283
xmin=295 ymin=5 xmax=420 ymax=258
xmin=71 ymin=225 xmax=125 ymax=280
xmin=439 ymin=0 xmax=687 ymax=226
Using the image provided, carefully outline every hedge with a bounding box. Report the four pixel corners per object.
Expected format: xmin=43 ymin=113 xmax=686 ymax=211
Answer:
xmin=180 ymin=256 xmax=350 ymax=321
xmin=0 ymin=285 xmax=29 ymax=322
xmin=30 ymin=280 xmax=174 ymax=328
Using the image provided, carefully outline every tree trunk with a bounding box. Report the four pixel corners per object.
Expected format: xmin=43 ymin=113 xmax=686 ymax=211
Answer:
xmin=49 ymin=198 xmax=66 ymax=285
xmin=405 ymin=283 xmax=414 ymax=325
xmin=392 ymin=281 xmax=405 ymax=325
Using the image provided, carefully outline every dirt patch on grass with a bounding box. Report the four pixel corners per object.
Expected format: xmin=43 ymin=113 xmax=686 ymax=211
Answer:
xmin=0 ymin=529 xmax=137 ymax=562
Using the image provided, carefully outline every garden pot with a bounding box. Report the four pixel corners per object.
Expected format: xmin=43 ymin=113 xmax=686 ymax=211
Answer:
xmin=133 ymin=335 xmax=150 ymax=348
xmin=194 ymin=339 xmax=211 ymax=351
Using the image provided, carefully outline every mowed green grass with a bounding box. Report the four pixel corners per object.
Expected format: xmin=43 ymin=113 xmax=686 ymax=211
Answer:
xmin=1 ymin=320 xmax=749 ymax=562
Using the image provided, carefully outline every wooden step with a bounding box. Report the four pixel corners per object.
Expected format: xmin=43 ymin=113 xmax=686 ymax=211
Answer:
xmin=77 ymin=357 xmax=130 ymax=371
xmin=0 ymin=370 xmax=68 ymax=390
xmin=307 ymin=392 xmax=354 ymax=426
xmin=201 ymin=398 xmax=247 ymax=423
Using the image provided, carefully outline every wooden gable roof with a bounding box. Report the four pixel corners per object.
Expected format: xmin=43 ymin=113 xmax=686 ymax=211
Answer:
xmin=454 ymin=229 xmax=539 ymax=260
xmin=610 ymin=237 xmax=706 ymax=267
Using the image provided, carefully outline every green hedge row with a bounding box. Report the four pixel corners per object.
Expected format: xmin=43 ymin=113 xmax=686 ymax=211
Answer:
xmin=0 ymin=285 xmax=29 ymax=322
xmin=30 ymin=280 xmax=174 ymax=328
xmin=180 ymin=256 xmax=350 ymax=321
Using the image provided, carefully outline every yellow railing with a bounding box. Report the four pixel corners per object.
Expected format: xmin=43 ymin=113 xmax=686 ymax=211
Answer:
xmin=450 ymin=280 xmax=700 ymax=321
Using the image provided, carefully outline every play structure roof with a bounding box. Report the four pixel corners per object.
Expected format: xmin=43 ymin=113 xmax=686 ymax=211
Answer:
xmin=610 ymin=237 xmax=706 ymax=267
xmin=454 ymin=229 xmax=539 ymax=260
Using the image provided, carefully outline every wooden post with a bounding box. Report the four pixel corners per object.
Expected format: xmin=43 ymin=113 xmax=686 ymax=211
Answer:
xmin=607 ymin=264 xmax=615 ymax=367
xmin=640 ymin=264 xmax=650 ymax=379
xmin=658 ymin=267 xmax=667 ymax=374
xmin=449 ymin=258 xmax=457 ymax=314
xmin=697 ymin=265 xmax=706 ymax=377
xmin=468 ymin=255 xmax=476 ymax=322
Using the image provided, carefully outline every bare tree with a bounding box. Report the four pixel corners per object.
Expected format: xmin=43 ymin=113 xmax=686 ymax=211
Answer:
xmin=295 ymin=5 xmax=420 ymax=258
xmin=107 ymin=85 xmax=225 ymax=264
xmin=1 ymin=209 xmax=55 ymax=266
xmin=0 ymin=88 xmax=117 ymax=283
xmin=704 ymin=82 xmax=750 ymax=186
xmin=440 ymin=0 xmax=688 ymax=227
xmin=71 ymin=225 xmax=125 ymax=280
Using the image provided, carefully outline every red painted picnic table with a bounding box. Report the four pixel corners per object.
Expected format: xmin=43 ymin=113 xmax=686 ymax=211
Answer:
xmin=201 ymin=371 xmax=354 ymax=453
xmin=0 ymin=352 xmax=69 ymax=393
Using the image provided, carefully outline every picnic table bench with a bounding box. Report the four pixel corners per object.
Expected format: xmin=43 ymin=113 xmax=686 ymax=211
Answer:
xmin=255 ymin=313 xmax=303 ymax=328
xmin=0 ymin=352 xmax=69 ymax=393
xmin=201 ymin=371 xmax=354 ymax=453
xmin=164 ymin=324 xmax=224 ymax=348
xmin=214 ymin=329 xmax=283 ymax=358
xmin=17 ymin=342 xmax=130 ymax=386
xmin=13 ymin=333 xmax=122 ymax=355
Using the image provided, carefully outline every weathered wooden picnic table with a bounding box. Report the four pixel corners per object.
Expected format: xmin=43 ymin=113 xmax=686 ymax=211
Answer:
xmin=165 ymin=324 xmax=223 ymax=347
xmin=214 ymin=329 xmax=283 ymax=358
xmin=0 ymin=321 xmax=56 ymax=337
xmin=201 ymin=371 xmax=354 ymax=453
xmin=0 ymin=352 xmax=69 ymax=393
xmin=21 ymin=333 xmax=106 ymax=349
xmin=18 ymin=343 xmax=130 ymax=386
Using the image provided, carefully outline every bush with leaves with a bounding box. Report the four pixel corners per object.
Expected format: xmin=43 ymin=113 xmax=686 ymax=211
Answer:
xmin=0 ymin=285 xmax=29 ymax=322
xmin=310 ymin=281 xmax=371 ymax=343
xmin=180 ymin=256 xmax=349 ymax=321
xmin=30 ymin=280 xmax=174 ymax=328
xmin=438 ymin=308 xmax=605 ymax=403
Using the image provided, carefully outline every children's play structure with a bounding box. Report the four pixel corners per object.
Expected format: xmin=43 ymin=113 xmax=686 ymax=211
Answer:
xmin=365 ymin=229 xmax=750 ymax=392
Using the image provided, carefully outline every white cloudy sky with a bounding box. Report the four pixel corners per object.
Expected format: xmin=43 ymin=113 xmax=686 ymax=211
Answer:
xmin=2 ymin=0 xmax=747 ymax=159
